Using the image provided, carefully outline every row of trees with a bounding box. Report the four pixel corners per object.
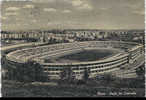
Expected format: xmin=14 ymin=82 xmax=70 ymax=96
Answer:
xmin=3 ymin=57 xmax=91 ymax=83
xmin=58 ymin=67 xmax=90 ymax=85
xmin=4 ymin=58 xmax=144 ymax=88
xmin=3 ymin=60 xmax=47 ymax=82
xmin=136 ymin=64 xmax=145 ymax=80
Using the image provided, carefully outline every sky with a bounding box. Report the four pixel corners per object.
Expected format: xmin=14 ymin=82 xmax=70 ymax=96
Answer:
xmin=1 ymin=0 xmax=145 ymax=31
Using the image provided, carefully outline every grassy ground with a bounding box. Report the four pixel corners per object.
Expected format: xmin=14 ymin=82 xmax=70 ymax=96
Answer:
xmin=2 ymin=77 xmax=145 ymax=97
xmin=46 ymin=49 xmax=117 ymax=63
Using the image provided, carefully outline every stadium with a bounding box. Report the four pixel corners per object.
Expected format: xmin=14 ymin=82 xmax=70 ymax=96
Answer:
xmin=6 ymin=41 xmax=144 ymax=80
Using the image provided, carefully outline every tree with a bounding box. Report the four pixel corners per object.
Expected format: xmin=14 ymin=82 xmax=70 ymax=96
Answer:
xmin=103 ymin=73 xmax=115 ymax=85
xmin=14 ymin=61 xmax=46 ymax=82
xmin=83 ymin=68 xmax=90 ymax=82
xmin=136 ymin=65 xmax=145 ymax=78
xmin=60 ymin=67 xmax=74 ymax=84
xmin=60 ymin=69 xmax=67 ymax=80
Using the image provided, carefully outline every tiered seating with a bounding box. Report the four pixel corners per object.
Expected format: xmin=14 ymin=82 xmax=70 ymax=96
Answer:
xmin=7 ymin=41 xmax=142 ymax=64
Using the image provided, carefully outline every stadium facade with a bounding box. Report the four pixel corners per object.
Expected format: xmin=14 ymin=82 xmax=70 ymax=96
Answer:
xmin=6 ymin=41 xmax=144 ymax=80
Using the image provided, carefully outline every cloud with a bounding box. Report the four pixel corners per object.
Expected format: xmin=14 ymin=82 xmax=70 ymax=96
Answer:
xmin=32 ymin=19 xmax=37 ymax=23
xmin=31 ymin=0 xmax=55 ymax=3
xmin=71 ymin=0 xmax=83 ymax=6
xmin=78 ymin=3 xmax=93 ymax=10
xmin=1 ymin=16 xmax=7 ymax=20
xmin=43 ymin=8 xmax=57 ymax=12
xmin=124 ymin=1 xmax=144 ymax=16
xmin=100 ymin=7 xmax=109 ymax=11
xmin=5 ymin=12 xmax=18 ymax=16
xmin=62 ymin=10 xmax=71 ymax=13
xmin=132 ymin=10 xmax=144 ymax=16
xmin=6 ymin=7 xmax=20 ymax=11
xmin=2 ymin=0 xmax=144 ymax=30
xmin=66 ymin=0 xmax=93 ymax=10
xmin=23 ymin=5 xmax=35 ymax=9
xmin=126 ymin=2 xmax=144 ymax=10
xmin=47 ymin=22 xmax=60 ymax=26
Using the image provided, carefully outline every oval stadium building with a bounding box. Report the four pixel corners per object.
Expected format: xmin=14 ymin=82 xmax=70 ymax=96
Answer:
xmin=6 ymin=41 xmax=144 ymax=80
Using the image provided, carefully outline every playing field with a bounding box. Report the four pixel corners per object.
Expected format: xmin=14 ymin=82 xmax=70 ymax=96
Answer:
xmin=45 ymin=49 xmax=117 ymax=63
